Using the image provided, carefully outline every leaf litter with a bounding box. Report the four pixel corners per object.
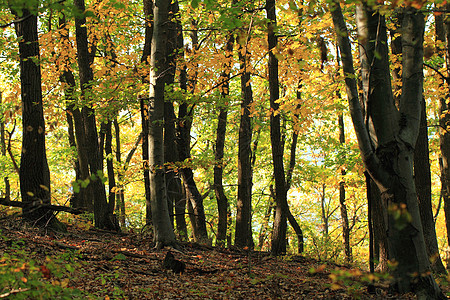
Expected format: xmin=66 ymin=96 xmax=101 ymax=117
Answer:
xmin=0 ymin=217 xmax=443 ymax=299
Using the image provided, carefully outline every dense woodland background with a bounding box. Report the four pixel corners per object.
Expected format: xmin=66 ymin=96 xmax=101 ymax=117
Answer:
xmin=1 ymin=0 xmax=450 ymax=298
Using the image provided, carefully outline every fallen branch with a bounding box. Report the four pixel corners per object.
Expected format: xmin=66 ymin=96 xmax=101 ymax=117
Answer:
xmin=0 ymin=288 xmax=30 ymax=298
xmin=0 ymin=198 xmax=85 ymax=215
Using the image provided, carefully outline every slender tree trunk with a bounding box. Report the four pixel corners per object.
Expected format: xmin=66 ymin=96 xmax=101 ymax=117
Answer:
xmin=338 ymin=114 xmax=351 ymax=262
xmin=57 ymin=15 xmax=83 ymax=208
xmin=258 ymin=188 xmax=274 ymax=250
xmin=12 ymin=7 xmax=61 ymax=228
xmin=235 ymin=28 xmax=254 ymax=249
xmin=266 ymin=0 xmax=287 ymax=256
xmin=164 ymin=0 xmax=184 ymax=232
xmin=113 ymin=119 xmax=126 ymax=228
xmin=141 ymin=0 xmax=153 ymax=226
xmin=176 ymin=21 xmax=208 ymax=244
xmin=331 ymin=3 xmax=444 ymax=297
xmin=57 ymin=15 xmax=92 ymax=211
xmin=215 ymin=33 xmax=234 ymax=247
xmin=148 ymin=0 xmax=177 ymax=249
xmin=0 ymin=92 xmax=10 ymax=201
xmin=74 ymin=0 xmax=115 ymax=230
xmin=437 ymin=3 xmax=450 ymax=270
xmin=415 ymin=98 xmax=446 ymax=273
xmin=103 ymin=121 xmax=119 ymax=230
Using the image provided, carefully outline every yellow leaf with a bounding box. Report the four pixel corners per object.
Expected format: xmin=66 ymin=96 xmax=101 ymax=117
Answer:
xmin=39 ymin=185 xmax=49 ymax=191
xmin=61 ymin=278 xmax=70 ymax=288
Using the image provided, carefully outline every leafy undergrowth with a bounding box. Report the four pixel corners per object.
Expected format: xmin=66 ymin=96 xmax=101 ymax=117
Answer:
xmin=0 ymin=217 xmax=445 ymax=299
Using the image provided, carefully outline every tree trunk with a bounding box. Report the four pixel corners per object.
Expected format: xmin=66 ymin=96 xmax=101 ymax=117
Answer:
xmin=176 ymin=21 xmax=208 ymax=244
xmin=331 ymin=3 xmax=444 ymax=297
xmin=57 ymin=15 xmax=92 ymax=211
xmin=0 ymin=92 xmax=9 ymax=201
xmin=74 ymin=0 xmax=116 ymax=230
xmin=113 ymin=119 xmax=126 ymax=228
xmin=415 ymin=98 xmax=446 ymax=273
xmin=437 ymin=3 xmax=450 ymax=271
xmin=164 ymin=0 xmax=184 ymax=234
xmin=234 ymin=28 xmax=254 ymax=249
xmin=12 ymin=7 xmax=61 ymax=228
xmin=148 ymin=0 xmax=177 ymax=249
xmin=266 ymin=0 xmax=287 ymax=256
xmin=103 ymin=121 xmax=119 ymax=230
xmin=214 ymin=32 xmax=234 ymax=247
xmin=338 ymin=114 xmax=351 ymax=263
xmin=141 ymin=0 xmax=153 ymax=227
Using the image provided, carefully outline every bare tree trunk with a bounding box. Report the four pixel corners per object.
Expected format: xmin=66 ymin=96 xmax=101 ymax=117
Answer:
xmin=148 ymin=0 xmax=177 ymax=249
xmin=234 ymin=28 xmax=254 ymax=249
xmin=331 ymin=2 xmax=444 ymax=297
xmin=215 ymin=32 xmax=234 ymax=247
xmin=338 ymin=114 xmax=351 ymax=263
xmin=176 ymin=20 xmax=208 ymax=244
xmin=436 ymin=3 xmax=450 ymax=271
xmin=141 ymin=0 xmax=153 ymax=226
xmin=0 ymin=92 xmax=10 ymax=201
xmin=415 ymin=98 xmax=446 ymax=273
xmin=266 ymin=0 xmax=288 ymax=256
xmin=74 ymin=0 xmax=116 ymax=230
xmin=12 ymin=6 xmax=62 ymax=229
xmin=113 ymin=119 xmax=126 ymax=228
xmin=57 ymin=15 xmax=92 ymax=210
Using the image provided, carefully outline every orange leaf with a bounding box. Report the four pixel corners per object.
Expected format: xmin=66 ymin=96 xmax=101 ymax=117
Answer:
xmin=40 ymin=265 xmax=51 ymax=279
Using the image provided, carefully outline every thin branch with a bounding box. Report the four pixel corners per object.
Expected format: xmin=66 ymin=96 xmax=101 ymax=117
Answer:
xmin=424 ymin=62 xmax=449 ymax=83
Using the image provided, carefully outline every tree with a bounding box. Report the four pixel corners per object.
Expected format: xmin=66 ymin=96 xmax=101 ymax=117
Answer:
xmin=140 ymin=0 xmax=153 ymax=227
xmin=331 ymin=2 xmax=444 ymax=297
xmin=74 ymin=0 xmax=117 ymax=230
xmin=214 ymin=32 xmax=234 ymax=247
xmin=266 ymin=0 xmax=288 ymax=256
xmin=436 ymin=2 xmax=450 ymax=270
xmin=177 ymin=19 xmax=209 ymax=244
xmin=11 ymin=4 xmax=62 ymax=229
xmin=338 ymin=113 xmax=351 ymax=263
xmin=148 ymin=0 xmax=177 ymax=249
xmin=234 ymin=26 xmax=254 ymax=248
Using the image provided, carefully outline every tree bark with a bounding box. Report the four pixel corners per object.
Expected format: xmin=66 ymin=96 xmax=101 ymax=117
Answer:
xmin=176 ymin=20 xmax=208 ymax=244
xmin=338 ymin=114 xmax=351 ymax=263
xmin=57 ymin=15 xmax=92 ymax=211
xmin=266 ymin=0 xmax=287 ymax=256
xmin=148 ymin=0 xmax=177 ymax=249
xmin=74 ymin=0 xmax=116 ymax=230
xmin=164 ymin=0 xmax=185 ymax=235
xmin=214 ymin=32 xmax=234 ymax=247
xmin=0 ymin=92 xmax=10 ymax=201
xmin=12 ymin=7 xmax=60 ymax=228
xmin=141 ymin=0 xmax=153 ymax=226
xmin=113 ymin=119 xmax=126 ymax=228
xmin=234 ymin=28 xmax=254 ymax=249
xmin=414 ymin=98 xmax=446 ymax=273
xmin=437 ymin=3 xmax=450 ymax=271
xmin=331 ymin=2 xmax=444 ymax=297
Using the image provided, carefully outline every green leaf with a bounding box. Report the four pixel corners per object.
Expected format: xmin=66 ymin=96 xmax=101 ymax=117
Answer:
xmin=191 ymin=0 xmax=200 ymax=8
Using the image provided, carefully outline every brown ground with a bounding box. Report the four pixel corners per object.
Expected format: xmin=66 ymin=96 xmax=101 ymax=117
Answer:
xmin=0 ymin=216 xmax=443 ymax=299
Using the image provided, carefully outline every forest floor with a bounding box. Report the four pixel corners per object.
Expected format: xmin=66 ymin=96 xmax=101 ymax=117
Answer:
xmin=0 ymin=216 xmax=446 ymax=299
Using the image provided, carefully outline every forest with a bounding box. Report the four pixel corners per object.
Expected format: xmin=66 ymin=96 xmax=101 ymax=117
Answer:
xmin=1 ymin=0 xmax=450 ymax=298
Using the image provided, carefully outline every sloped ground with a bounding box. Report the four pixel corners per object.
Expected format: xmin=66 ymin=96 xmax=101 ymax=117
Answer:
xmin=0 ymin=216 xmax=438 ymax=299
